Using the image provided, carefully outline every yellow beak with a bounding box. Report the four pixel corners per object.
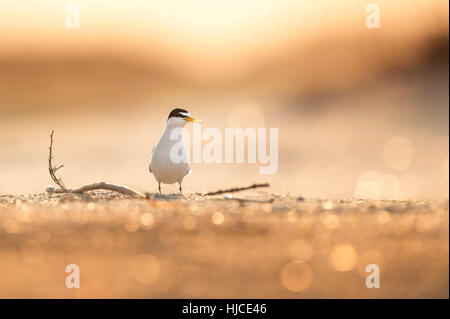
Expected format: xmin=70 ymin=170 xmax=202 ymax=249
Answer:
xmin=184 ymin=116 xmax=201 ymax=123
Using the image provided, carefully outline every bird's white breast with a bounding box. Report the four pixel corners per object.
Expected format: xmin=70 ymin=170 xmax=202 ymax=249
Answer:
xmin=150 ymin=126 xmax=190 ymax=184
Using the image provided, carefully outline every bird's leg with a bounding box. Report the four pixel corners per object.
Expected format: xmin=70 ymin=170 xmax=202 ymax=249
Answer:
xmin=178 ymin=183 xmax=182 ymax=195
xmin=158 ymin=182 xmax=161 ymax=194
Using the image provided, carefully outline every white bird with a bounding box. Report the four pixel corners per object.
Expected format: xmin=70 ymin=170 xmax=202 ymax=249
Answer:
xmin=149 ymin=108 xmax=200 ymax=194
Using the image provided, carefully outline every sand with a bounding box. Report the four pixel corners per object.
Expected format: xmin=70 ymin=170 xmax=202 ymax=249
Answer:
xmin=0 ymin=190 xmax=448 ymax=298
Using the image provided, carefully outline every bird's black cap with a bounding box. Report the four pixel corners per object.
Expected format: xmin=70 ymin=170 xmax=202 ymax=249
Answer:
xmin=168 ymin=108 xmax=189 ymax=120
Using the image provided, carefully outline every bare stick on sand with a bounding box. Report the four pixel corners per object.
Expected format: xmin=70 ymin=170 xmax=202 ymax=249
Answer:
xmin=48 ymin=130 xmax=66 ymax=190
xmin=200 ymin=183 xmax=270 ymax=196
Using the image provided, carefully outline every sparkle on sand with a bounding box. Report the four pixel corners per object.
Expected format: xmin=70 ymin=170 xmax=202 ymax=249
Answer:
xmin=0 ymin=191 xmax=448 ymax=298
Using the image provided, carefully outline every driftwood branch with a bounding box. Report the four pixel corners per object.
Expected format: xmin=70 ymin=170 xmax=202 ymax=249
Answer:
xmin=47 ymin=182 xmax=145 ymax=199
xmin=200 ymin=183 xmax=270 ymax=196
xmin=47 ymin=130 xmax=145 ymax=199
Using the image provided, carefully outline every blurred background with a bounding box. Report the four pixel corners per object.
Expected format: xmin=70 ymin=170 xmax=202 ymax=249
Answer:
xmin=0 ymin=0 xmax=448 ymax=199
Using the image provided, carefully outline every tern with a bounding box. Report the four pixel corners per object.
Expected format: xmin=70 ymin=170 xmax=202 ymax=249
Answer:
xmin=149 ymin=108 xmax=200 ymax=194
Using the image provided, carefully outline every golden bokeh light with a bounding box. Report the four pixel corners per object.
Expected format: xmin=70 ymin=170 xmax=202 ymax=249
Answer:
xmin=124 ymin=222 xmax=140 ymax=232
xmin=286 ymin=211 xmax=297 ymax=223
xmin=329 ymin=244 xmax=358 ymax=271
xmin=262 ymin=203 xmax=273 ymax=214
xmin=124 ymin=213 xmax=141 ymax=232
xmin=140 ymin=212 xmax=155 ymax=227
xmin=322 ymin=201 xmax=334 ymax=210
xmin=212 ymin=212 xmax=225 ymax=225
xmin=183 ymin=215 xmax=197 ymax=230
xmin=280 ymin=260 xmax=313 ymax=292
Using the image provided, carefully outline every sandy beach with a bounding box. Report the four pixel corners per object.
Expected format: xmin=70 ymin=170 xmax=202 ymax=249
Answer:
xmin=0 ymin=191 xmax=447 ymax=298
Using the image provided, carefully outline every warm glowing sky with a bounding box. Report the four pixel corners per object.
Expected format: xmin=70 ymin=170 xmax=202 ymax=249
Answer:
xmin=1 ymin=0 xmax=448 ymax=76
xmin=2 ymin=1 xmax=447 ymax=46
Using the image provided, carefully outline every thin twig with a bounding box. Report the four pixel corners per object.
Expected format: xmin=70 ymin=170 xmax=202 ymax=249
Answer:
xmin=53 ymin=164 xmax=64 ymax=172
xmin=200 ymin=183 xmax=270 ymax=196
xmin=223 ymin=197 xmax=274 ymax=204
xmin=48 ymin=130 xmax=66 ymax=189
